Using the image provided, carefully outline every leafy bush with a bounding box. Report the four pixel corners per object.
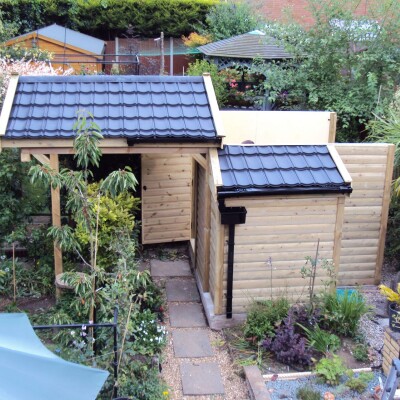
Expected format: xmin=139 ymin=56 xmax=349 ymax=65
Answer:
xmin=320 ymin=290 xmax=370 ymax=337
xmin=262 ymin=313 xmax=313 ymax=367
xmin=315 ymin=354 xmax=347 ymax=385
xmin=0 ymin=0 xmax=218 ymax=39
xmin=244 ymin=297 xmax=289 ymax=341
xmin=296 ymin=386 xmax=321 ymax=400
xmin=299 ymin=324 xmax=341 ymax=354
xmin=352 ymin=343 xmax=369 ymax=362
xmin=345 ymin=371 xmax=374 ymax=393
xmin=187 ymin=59 xmax=229 ymax=107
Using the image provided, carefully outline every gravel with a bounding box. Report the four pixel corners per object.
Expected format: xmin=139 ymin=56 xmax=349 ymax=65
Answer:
xmin=266 ymin=371 xmax=386 ymax=400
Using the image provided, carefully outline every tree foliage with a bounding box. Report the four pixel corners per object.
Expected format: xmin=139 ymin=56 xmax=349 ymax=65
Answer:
xmin=0 ymin=0 xmax=218 ymax=39
xmin=200 ymin=0 xmax=263 ymax=41
xmin=251 ymin=0 xmax=400 ymax=141
xmin=186 ymin=59 xmax=228 ymax=107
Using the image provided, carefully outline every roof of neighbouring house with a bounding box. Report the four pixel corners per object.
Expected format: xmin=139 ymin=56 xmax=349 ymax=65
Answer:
xmin=4 ymin=75 xmax=219 ymax=143
xmin=217 ymin=145 xmax=352 ymax=197
xmin=5 ymin=24 xmax=105 ymax=55
xmin=197 ymin=30 xmax=292 ymax=59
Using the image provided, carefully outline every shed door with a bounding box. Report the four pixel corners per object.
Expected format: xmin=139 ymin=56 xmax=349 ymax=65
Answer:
xmin=141 ymin=154 xmax=192 ymax=244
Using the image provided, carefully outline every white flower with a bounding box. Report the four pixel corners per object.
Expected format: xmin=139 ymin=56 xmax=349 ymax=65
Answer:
xmin=70 ymin=331 xmax=75 ymax=336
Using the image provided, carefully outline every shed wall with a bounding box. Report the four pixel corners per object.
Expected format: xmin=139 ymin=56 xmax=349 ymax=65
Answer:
xmin=335 ymin=144 xmax=394 ymax=285
xmin=141 ymin=154 xmax=192 ymax=244
xmin=222 ymin=195 xmax=341 ymax=314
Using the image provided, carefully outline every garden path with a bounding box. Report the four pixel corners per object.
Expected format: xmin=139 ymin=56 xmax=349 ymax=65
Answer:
xmin=145 ymin=253 xmax=249 ymax=400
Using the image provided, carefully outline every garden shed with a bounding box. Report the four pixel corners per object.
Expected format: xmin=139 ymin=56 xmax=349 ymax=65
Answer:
xmin=3 ymin=24 xmax=105 ymax=73
xmin=0 ymin=74 xmax=394 ymax=326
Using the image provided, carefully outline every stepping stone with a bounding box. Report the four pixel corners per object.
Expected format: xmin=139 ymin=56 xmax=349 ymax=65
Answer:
xmin=172 ymin=330 xmax=213 ymax=358
xmin=169 ymin=303 xmax=207 ymax=328
xmin=150 ymin=259 xmax=192 ymax=277
xmin=166 ymin=279 xmax=200 ymax=302
xmin=180 ymin=362 xmax=225 ymax=395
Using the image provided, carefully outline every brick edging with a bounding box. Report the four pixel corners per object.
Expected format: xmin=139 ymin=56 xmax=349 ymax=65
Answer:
xmin=243 ymin=365 xmax=271 ymax=400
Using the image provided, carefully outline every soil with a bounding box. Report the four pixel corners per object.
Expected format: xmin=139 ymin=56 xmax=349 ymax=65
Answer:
xmin=0 ymin=295 xmax=55 ymax=313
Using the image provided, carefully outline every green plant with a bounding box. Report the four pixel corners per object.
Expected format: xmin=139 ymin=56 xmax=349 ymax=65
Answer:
xmin=345 ymin=371 xmax=374 ymax=393
xmin=352 ymin=343 xmax=369 ymax=362
xmin=299 ymin=324 xmax=341 ymax=354
xmin=200 ymin=0 xmax=263 ymax=41
xmin=315 ymin=354 xmax=347 ymax=385
xmin=244 ymin=297 xmax=289 ymax=341
xmin=187 ymin=59 xmax=229 ymax=107
xmin=296 ymin=386 xmax=321 ymax=400
xmin=320 ymin=290 xmax=370 ymax=337
xmin=251 ymin=0 xmax=400 ymax=142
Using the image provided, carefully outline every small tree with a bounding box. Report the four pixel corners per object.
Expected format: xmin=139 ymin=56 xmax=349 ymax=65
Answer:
xmin=200 ymin=0 xmax=263 ymax=41
xmin=30 ymin=112 xmax=138 ymax=323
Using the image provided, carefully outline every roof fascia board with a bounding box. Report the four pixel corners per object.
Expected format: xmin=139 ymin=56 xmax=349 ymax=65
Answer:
xmin=327 ymin=144 xmax=352 ymax=184
xmin=0 ymin=74 xmax=19 ymax=149
xmin=5 ymin=33 xmax=103 ymax=58
xmin=210 ymin=148 xmax=223 ymax=187
xmin=202 ymin=73 xmax=225 ymax=143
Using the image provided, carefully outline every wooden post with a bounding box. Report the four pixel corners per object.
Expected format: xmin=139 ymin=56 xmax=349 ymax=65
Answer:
xmin=203 ymin=154 xmax=211 ymax=292
xmin=375 ymin=144 xmax=395 ymax=284
xmin=328 ymin=112 xmax=337 ymax=143
xmin=333 ymin=196 xmax=346 ymax=287
xmin=50 ymin=154 xmax=63 ymax=293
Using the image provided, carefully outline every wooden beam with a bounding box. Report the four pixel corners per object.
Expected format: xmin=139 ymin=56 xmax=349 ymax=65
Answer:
xmin=328 ymin=112 xmax=337 ymax=143
xmin=202 ymin=73 xmax=225 ymax=143
xmin=0 ymin=74 xmax=19 ymax=150
xmin=49 ymin=154 xmax=63 ymax=283
xmin=375 ymin=144 xmax=395 ymax=284
xmin=328 ymin=145 xmax=352 ymax=183
xmin=203 ymin=154 xmax=211 ymax=292
xmin=209 ymin=148 xmax=223 ymax=186
xmin=333 ymin=196 xmax=346 ymax=286
xmin=20 ymin=152 xmax=31 ymax=162
xmin=193 ymin=154 xmax=207 ymax=170
xmin=32 ymin=154 xmax=50 ymax=165
xmin=214 ymin=216 xmax=225 ymax=315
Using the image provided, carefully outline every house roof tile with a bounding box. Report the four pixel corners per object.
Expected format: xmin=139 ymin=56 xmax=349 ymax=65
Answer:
xmin=217 ymin=145 xmax=352 ymax=197
xmin=4 ymin=75 xmax=219 ymax=143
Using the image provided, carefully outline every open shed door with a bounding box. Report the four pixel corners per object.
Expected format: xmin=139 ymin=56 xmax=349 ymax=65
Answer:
xmin=141 ymin=154 xmax=193 ymax=244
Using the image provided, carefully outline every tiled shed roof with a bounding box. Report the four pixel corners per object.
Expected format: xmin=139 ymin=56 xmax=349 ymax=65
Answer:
xmin=5 ymin=75 xmax=219 ymax=142
xmin=198 ymin=31 xmax=292 ymax=60
xmin=217 ymin=145 xmax=352 ymax=197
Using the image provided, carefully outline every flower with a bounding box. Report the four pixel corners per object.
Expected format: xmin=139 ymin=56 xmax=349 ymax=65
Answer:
xmin=379 ymin=284 xmax=400 ymax=305
xmin=70 ymin=330 xmax=76 ymax=336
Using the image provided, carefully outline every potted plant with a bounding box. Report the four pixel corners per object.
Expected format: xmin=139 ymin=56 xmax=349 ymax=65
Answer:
xmin=379 ymin=284 xmax=400 ymax=332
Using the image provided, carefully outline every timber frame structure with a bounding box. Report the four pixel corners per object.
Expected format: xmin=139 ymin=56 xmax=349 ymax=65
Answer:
xmin=0 ymin=73 xmax=395 ymax=327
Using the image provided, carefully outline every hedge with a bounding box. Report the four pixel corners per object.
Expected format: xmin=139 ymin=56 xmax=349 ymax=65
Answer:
xmin=0 ymin=0 xmax=218 ymax=40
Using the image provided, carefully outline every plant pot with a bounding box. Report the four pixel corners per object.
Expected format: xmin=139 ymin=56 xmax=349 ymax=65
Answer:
xmin=389 ymin=302 xmax=400 ymax=332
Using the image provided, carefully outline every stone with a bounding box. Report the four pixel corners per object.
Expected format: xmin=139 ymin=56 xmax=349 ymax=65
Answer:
xmin=172 ymin=330 xmax=213 ymax=358
xmin=150 ymin=259 xmax=191 ymax=277
xmin=166 ymin=279 xmax=200 ymax=302
xmin=169 ymin=303 xmax=207 ymax=328
xmin=180 ymin=362 xmax=224 ymax=395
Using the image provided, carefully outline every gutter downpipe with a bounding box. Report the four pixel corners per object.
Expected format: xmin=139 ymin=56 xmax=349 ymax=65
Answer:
xmin=219 ymin=200 xmax=247 ymax=319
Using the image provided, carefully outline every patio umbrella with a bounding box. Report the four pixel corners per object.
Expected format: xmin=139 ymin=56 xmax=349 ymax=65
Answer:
xmin=0 ymin=313 xmax=109 ymax=400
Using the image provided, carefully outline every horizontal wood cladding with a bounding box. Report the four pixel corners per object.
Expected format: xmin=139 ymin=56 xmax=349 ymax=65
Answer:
xmin=335 ymin=144 xmax=393 ymax=286
xmin=141 ymin=154 xmax=192 ymax=244
xmin=222 ymin=195 xmax=339 ymax=314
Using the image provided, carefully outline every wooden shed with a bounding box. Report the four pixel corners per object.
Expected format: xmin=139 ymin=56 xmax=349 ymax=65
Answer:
xmin=0 ymin=74 xmax=394 ymax=328
xmin=3 ymin=24 xmax=105 ymax=74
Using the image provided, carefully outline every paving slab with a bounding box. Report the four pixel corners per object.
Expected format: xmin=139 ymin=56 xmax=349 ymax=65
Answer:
xmin=137 ymin=260 xmax=149 ymax=272
xmin=150 ymin=259 xmax=192 ymax=277
xmin=169 ymin=303 xmax=207 ymax=328
xmin=166 ymin=279 xmax=200 ymax=302
xmin=180 ymin=362 xmax=225 ymax=395
xmin=172 ymin=330 xmax=213 ymax=358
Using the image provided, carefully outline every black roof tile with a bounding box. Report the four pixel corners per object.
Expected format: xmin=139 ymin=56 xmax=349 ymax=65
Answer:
xmin=217 ymin=145 xmax=352 ymax=197
xmin=4 ymin=75 xmax=218 ymax=142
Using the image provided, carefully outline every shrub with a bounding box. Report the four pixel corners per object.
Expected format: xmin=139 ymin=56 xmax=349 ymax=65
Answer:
xmin=352 ymin=343 xmax=369 ymax=362
xmin=244 ymin=297 xmax=289 ymax=341
xmin=320 ymin=290 xmax=370 ymax=337
xmin=315 ymin=354 xmax=347 ymax=385
xmin=186 ymin=59 xmax=229 ymax=107
xmin=296 ymin=386 xmax=321 ymax=400
xmin=262 ymin=313 xmax=313 ymax=367
xmin=299 ymin=324 xmax=341 ymax=354
xmin=345 ymin=371 xmax=374 ymax=393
